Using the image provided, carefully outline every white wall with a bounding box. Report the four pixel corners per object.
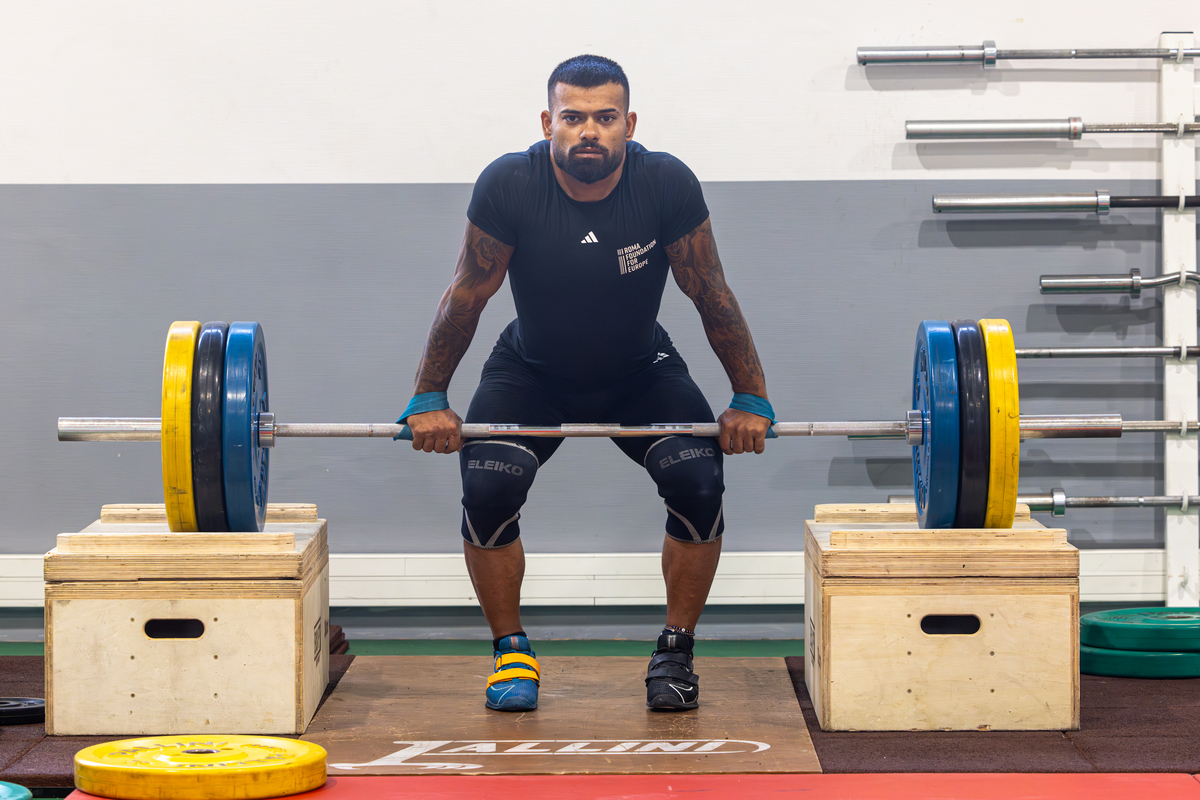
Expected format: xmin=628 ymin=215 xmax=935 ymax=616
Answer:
xmin=1 ymin=0 xmax=1195 ymax=184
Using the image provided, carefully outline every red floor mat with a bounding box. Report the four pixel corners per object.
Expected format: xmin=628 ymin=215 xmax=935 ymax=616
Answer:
xmin=66 ymin=772 xmax=1200 ymax=799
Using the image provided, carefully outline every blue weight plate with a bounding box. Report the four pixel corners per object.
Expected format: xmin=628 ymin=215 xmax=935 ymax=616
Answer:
xmin=912 ymin=320 xmax=960 ymax=528
xmin=223 ymin=322 xmax=269 ymax=532
xmin=192 ymin=321 xmax=230 ymax=532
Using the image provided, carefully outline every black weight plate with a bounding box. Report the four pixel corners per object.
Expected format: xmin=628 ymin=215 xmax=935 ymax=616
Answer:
xmin=192 ymin=322 xmax=230 ymax=532
xmin=951 ymin=320 xmax=990 ymax=528
xmin=0 ymin=698 xmax=44 ymax=725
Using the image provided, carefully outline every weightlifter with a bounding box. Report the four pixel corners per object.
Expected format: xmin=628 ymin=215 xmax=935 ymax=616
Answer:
xmin=401 ymin=55 xmax=772 ymax=712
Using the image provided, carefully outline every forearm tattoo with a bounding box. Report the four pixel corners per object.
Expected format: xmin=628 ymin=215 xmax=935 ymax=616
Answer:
xmin=414 ymin=225 xmax=513 ymax=393
xmin=666 ymin=218 xmax=767 ymax=396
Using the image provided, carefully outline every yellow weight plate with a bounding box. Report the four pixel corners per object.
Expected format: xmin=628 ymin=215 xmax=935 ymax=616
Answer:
xmin=74 ymin=736 xmax=327 ymax=800
xmin=162 ymin=321 xmax=201 ymax=532
xmin=979 ymin=318 xmax=1019 ymax=528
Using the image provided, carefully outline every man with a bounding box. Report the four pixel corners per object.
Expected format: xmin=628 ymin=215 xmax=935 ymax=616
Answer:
xmin=402 ymin=55 xmax=772 ymax=712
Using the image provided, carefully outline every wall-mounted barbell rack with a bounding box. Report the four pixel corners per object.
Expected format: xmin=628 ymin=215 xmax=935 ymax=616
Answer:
xmin=857 ymin=32 xmax=1197 ymax=604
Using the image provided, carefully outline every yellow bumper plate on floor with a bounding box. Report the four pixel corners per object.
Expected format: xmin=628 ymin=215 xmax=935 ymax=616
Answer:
xmin=74 ymin=735 xmax=327 ymax=800
xmin=161 ymin=320 xmax=200 ymax=532
xmin=979 ymin=318 xmax=1019 ymax=528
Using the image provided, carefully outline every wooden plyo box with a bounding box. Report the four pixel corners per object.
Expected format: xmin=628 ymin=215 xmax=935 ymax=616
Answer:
xmin=804 ymin=503 xmax=1079 ymax=732
xmin=44 ymin=503 xmax=330 ymax=736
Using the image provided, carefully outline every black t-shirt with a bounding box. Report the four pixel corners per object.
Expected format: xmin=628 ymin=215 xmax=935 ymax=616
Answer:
xmin=467 ymin=140 xmax=709 ymax=388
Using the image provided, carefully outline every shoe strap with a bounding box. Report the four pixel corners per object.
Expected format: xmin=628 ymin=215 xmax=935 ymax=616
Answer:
xmin=646 ymin=663 xmax=699 ymax=684
xmin=487 ymin=667 xmax=540 ymax=687
xmin=649 ymin=650 xmax=693 ymax=671
xmin=495 ymin=652 xmax=540 ymax=676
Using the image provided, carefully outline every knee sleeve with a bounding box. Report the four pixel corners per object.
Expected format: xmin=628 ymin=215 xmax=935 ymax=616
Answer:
xmin=460 ymin=441 xmax=539 ymax=549
xmin=645 ymin=437 xmax=725 ymax=543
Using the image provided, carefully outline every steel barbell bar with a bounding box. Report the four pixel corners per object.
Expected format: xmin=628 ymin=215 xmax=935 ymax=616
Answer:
xmin=58 ymin=413 xmax=1165 ymax=448
xmin=857 ymin=42 xmax=1199 ymax=67
xmin=907 ymin=118 xmax=1199 ymax=140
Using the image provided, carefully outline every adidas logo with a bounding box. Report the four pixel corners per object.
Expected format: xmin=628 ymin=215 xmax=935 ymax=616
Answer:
xmin=580 ymin=231 xmax=599 ymax=244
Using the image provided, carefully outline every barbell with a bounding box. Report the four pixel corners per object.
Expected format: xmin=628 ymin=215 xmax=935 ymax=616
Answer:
xmin=856 ymin=41 xmax=1200 ymax=67
xmin=57 ymin=320 xmax=1185 ymax=533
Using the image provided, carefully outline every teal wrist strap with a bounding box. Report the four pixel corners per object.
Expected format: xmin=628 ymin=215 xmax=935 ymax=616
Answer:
xmin=730 ymin=392 xmax=776 ymax=423
xmin=395 ymin=392 xmax=449 ymax=440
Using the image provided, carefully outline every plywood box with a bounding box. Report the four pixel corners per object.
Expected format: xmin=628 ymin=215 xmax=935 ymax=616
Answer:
xmin=45 ymin=504 xmax=330 ymax=736
xmin=805 ymin=504 xmax=1079 ymax=732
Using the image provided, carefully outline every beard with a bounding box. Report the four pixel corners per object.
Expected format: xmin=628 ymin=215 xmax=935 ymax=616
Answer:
xmin=553 ymin=141 xmax=624 ymax=184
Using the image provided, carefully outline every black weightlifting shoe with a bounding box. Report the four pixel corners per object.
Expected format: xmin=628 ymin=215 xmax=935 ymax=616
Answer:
xmin=645 ymin=632 xmax=699 ymax=710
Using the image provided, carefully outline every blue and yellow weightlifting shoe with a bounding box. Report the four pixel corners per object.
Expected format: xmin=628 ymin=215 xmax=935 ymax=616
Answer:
xmin=486 ymin=634 xmax=540 ymax=711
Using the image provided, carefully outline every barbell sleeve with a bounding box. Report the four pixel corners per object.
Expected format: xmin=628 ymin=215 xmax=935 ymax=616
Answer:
xmin=1040 ymin=269 xmax=1200 ymax=295
xmin=907 ymin=118 xmax=1084 ymax=140
xmin=857 ymin=43 xmax=998 ymax=66
xmin=933 ymin=192 xmax=1111 ymax=214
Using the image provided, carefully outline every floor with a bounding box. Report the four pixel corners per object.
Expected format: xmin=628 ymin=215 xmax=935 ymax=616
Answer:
xmin=3 ymin=648 xmax=1200 ymax=796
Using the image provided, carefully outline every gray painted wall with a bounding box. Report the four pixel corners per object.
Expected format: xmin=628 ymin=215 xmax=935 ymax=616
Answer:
xmin=1 ymin=180 xmax=1185 ymax=554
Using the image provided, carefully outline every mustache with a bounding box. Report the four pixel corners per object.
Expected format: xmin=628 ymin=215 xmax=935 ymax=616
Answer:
xmin=569 ymin=143 xmax=609 ymax=157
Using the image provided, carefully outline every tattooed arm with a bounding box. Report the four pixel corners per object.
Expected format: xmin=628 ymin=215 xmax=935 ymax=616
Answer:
xmin=666 ymin=217 xmax=770 ymax=455
xmin=408 ymin=222 xmax=514 ymax=453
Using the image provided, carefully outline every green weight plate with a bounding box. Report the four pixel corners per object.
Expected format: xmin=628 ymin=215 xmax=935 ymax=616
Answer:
xmin=0 ymin=782 xmax=31 ymax=800
xmin=1080 ymin=643 xmax=1200 ymax=679
xmin=1080 ymin=607 xmax=1200 ymax=652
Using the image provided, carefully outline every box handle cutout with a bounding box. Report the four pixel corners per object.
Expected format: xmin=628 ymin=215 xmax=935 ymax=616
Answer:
xmin=144 ymin=619 xmax=205 ymax=639
xmin=920 ymin=614 xmax=980 ymax=635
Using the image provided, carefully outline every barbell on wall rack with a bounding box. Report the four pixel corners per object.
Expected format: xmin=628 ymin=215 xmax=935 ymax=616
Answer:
xmin=932 ymin=193 xmax=1199 ymax=214
xmin=856 ymin=42 xmax=1199 ymax=67
xmin=1019 ymin=489 xmax=1200 ymax=516
xmin=57 ymin=320 xmax=1198 ymax=536
xmin=906 ymin=118 xmax=1199 ymax=140
xmin=1039 ymin=269 xmax=1199 ymax=296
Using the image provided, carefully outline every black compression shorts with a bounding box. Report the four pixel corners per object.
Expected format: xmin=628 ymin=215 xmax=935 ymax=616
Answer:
xmin=463 ymin=333 xmax=717 ymax=467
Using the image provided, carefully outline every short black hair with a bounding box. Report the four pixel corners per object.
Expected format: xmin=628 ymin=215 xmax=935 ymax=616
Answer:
xmin=547 ymin=54 xmax=629 ymax=111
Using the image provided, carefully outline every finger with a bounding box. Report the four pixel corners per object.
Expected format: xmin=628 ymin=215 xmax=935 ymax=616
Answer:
xmin=411 ymin=433 xmax=423 ymax=451
xmin=422 ymin=436 xmax=436 ymax=453
xmin=433 ymin=436 xmax=448 ymax=454
xmin=754 ymin=434 xmax=766 ymax=454
xmin=449 ymin=433 xmax=463 ymax=453
xmin=731 ymin=432 xmax=746 ymax=455
xmin=721 ymin=435 xmax=734 ymax=456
